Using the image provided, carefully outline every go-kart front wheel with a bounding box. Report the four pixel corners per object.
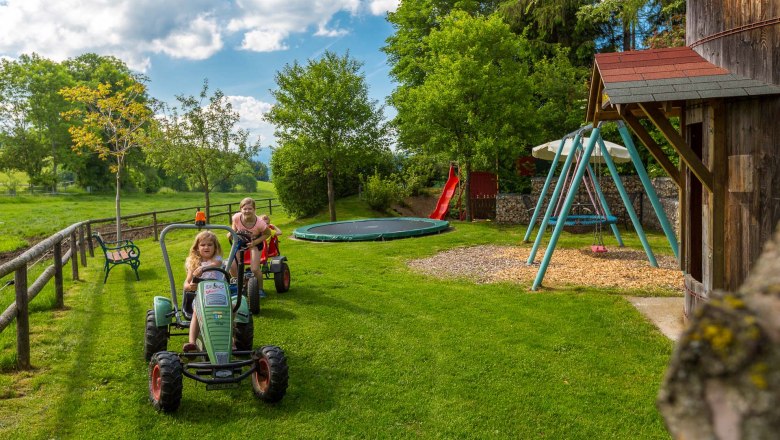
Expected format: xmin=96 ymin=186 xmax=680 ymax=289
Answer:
xmin=149 ymin=351 xmax=183 ymax=412
xmin=144 ymin=310 xmax=168 ymax=361
xmin=247 ymin=276 xmax=260 ymax=315
xmin=251 ymin=345 xmax=288 ymax=403
xmin=274 ymin=262 xmax=290 ymax=293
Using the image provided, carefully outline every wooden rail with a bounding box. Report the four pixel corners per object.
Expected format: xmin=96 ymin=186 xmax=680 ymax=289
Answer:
xmin=0 ymin=197 xmax=279 ymax=370
xmin=0 ymin=221 xmax=87 ymax=369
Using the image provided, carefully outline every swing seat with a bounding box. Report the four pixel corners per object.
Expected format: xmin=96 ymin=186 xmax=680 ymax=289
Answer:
xmin=547 ymin=214 xmax=618 ymax=227
xmin=591 ymin=244 xmax=608 ymax=253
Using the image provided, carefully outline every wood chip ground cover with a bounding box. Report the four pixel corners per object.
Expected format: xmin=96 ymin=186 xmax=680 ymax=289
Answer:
xmin=408 ymin=245 xmax=683 ymax=291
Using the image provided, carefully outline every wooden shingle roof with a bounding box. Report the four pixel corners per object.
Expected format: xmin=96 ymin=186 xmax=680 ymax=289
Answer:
xmin=595 ymin=47 xmax=780 ymax=106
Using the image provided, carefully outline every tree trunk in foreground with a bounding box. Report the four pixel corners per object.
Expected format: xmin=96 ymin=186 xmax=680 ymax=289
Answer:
xmin=658 ymin=223 xmax=780 ymax=439
xmin=327 ymin=170 xmax=336 ymax=222
xmin=115 ymin=167 xmax=122 ymax=241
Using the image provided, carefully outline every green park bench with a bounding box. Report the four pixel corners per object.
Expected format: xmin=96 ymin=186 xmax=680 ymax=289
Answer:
xmin=92 ymin=232 xmax=141 ymax=283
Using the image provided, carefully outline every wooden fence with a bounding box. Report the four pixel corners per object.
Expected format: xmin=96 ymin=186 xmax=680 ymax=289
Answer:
xmin=0 ymin=198 xmax=278 ymax=370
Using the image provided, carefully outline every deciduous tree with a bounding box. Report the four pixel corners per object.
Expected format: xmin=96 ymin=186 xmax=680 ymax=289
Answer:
xmin=391 ymin=12 xmax=537 ymax=220
xmin=0 ymin=54 xmax=74 ymax=189
xmin=147 ymin=80 xmax=260 ymax=220
xmin=264 ymin=51 xmax=389 ymax=221
xmin=60 ymin=77 xmax=156 ymax=240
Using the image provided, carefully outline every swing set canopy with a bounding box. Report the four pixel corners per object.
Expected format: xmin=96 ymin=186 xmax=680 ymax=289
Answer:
xmin=532 ymin=137 xmax=631 ymax=163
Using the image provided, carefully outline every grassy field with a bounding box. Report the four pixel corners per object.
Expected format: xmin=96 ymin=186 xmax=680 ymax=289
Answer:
xmin=0 ymin=190 xmax=676 ymax=439
xmin=0 ymin=182 xmax=279 ymax=254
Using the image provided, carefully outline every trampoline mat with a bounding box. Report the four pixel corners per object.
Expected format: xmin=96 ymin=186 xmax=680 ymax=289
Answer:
xmin=293 ymin=217 xmax=449 ymax=242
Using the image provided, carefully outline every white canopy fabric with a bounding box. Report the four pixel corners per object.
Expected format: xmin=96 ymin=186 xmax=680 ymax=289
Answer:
xmin=532 ymin=137 xmax=631 ymax=163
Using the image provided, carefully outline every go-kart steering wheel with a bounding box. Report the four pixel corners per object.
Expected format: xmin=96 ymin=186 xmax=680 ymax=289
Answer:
xmin=192 ymin=266 xmax=241 ymax=312
xmin=228 ymin=231 xmax=253 ymax=250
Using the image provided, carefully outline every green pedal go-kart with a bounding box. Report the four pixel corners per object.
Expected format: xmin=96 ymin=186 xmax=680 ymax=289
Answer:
xmin=144 ymin=220 xmax=288 ymax=413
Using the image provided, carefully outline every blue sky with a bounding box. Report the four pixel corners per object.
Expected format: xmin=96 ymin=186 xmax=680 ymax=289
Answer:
xmin=0 ymin=0 xmax=399 ymax=163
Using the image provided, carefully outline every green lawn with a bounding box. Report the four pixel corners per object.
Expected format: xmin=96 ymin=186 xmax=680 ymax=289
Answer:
xmin=0 ymin=182 xmax=279 ymax=253
xmin=0 ymin=194 xmax=675 ymax=439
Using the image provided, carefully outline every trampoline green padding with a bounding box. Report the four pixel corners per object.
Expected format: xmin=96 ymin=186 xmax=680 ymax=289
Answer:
xmin=293 ymin=217 xmax=449 ymax=242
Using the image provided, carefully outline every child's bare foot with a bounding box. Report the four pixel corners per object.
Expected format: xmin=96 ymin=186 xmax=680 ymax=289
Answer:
xmin=182 ymin=343 xmax=198 ymax=352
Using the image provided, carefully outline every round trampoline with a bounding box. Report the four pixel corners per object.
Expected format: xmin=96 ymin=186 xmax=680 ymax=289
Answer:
xmin=293 ymin=217 xmax=449 ymax=242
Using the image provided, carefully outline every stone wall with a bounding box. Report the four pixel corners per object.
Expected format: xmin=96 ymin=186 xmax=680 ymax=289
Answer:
xmin=497 ymin=176 xmax=679 ymax=235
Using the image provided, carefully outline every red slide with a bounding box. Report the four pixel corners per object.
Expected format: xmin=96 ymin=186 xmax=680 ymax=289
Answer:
xmin=429 ymin=165 xmax=459 ymax=220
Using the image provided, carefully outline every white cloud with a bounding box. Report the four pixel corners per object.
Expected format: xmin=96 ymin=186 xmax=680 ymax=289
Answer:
xmin=315 ymin=23 xmax=350 ymax=38
xmin=240 ymin=29 xmax=288 ymax=52
xmin=149 ymin=14 xmax=223 ymax=60
xmin=0 ymin=0 xmax=222 ymax=71
xmin=368 ymin=0 xmax=399 ymax=15
xmin=228 ymin=0 xmax=361 ymax=52
xmin=227 ymin=95 xmax=274 ymax=144
xmin=0 ymin=0 xmax=393 ymax=70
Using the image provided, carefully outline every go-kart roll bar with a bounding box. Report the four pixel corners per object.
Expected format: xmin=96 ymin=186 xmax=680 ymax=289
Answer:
xmin=159 ymin=224 xmax=244 ymax=323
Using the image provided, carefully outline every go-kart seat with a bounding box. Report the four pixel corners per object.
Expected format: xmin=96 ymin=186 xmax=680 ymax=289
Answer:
xmin=182 ymin=290 xmax=196 ymax=319
xmin=242 ymin=235 xmax=280 ymax=265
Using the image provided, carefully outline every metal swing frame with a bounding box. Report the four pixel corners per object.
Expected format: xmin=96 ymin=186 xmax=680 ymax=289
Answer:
xmin=523 ymin=121 xmax=679 ymax=291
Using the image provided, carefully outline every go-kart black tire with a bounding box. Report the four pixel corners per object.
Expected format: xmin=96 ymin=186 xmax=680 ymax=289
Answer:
xmin=149 ymin=351 xmax=183 ymax=413
xmin=144 ymin=310 xmax=168 ymax=362
xmin=247 ymin=277 xmax=260 ymax=315
xmin=274 ymin=263 xmax=290 ymax=293
xmin=251 ymin=345 xmax=288 ymax=403
xmin=234 ymin=315 xmax=254 ymax=351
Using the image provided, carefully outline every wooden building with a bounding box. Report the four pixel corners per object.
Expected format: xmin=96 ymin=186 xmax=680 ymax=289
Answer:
xmin=585 ymin=1 xmax=780 ymax=315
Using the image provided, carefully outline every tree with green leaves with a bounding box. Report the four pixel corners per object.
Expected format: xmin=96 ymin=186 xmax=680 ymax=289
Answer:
xmin=385 ymin=0 xmax=502 ymax=87
xmin=0 ymin=54 xmax=75 ymax=189
xmin=264 ymin=51 xmax=389 ymax=222
xmin=391 ymin=11 xmax=538 ymax=220
xmin=499 ymin=0 xmax=597 ymax=66
xmin=18 ymin=54 xmax=75 ymax=191
xmin=146 ymin=80 xmax=260 ymax=220
xmin=62 ymin=54 xmax=139 ymax=190
xmin=60 ymin=77 xmax=157 ymax=240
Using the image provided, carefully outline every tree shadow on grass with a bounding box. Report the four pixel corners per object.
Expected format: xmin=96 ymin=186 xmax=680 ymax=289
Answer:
xmin=272 ymin=285 xmax=374 ymax=317
xmin=162 ymin=359 xmax=354 ymax=424
xmin=51 ymin=279 xmax=105 ymax=437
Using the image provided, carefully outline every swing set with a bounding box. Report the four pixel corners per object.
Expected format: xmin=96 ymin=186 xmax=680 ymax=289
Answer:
xmin=524 ymin=121 xmax=679 ymax=291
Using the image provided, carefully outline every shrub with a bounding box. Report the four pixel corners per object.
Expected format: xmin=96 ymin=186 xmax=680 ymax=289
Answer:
xmin=361 ymin=171 xmax=405 ymax=212
xmin=157 ymin=186 xmax=177 ymax=195
xmin=270 ymin=144 xmax=328 ymax=218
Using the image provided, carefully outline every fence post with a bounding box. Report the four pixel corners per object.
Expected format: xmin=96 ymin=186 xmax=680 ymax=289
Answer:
xmin=15 ymin=267 xmax=31 ymax=370
xmin=153 ymin=212 xmax=159 ymax=241
xmin=86 ymin=222 xmax=94 ymax=257
xmin=268 ymin=198 xmax=272 ymax=215
xmin=54 ymin=241 xmax=64 ymax=308
xmin=79 ymin=225 xmax=87 ymax=267
xmin=70 ymin=232 xmax=79 ymax=281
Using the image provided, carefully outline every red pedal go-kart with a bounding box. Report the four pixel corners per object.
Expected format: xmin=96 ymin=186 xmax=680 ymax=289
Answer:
xmin=237 ymin=232 xmax=291 ymax=315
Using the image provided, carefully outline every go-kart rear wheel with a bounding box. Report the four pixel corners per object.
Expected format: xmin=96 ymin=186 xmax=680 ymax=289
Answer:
xmin=274 ymin=263 xmax=290 ymax=293
xmin=148 ymin=351 xmax=183 ymax=412
xmin=234 ymin=314 xmax=254 ymax=351
xmin=251 ymin=345 xmax=288 ymax=403
xmin=144 ymin=310 xmax=168 ymax=361
xmin=247 ymin=276 xmax=260 ymax=315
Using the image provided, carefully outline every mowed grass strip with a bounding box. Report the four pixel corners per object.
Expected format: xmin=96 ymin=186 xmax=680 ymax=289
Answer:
xmin=0 ymin=212 xmax=675 ymax=439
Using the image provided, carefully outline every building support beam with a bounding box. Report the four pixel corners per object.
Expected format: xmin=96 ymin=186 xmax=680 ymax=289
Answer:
xmin=709 ymin=102 xmax=726 ymax=290
xmin=639 ymin=103 xmax=714 ymax=192
xmin=621 ymin=111 xmax=681 ymax=187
